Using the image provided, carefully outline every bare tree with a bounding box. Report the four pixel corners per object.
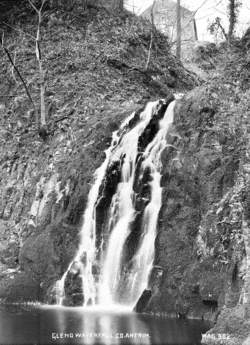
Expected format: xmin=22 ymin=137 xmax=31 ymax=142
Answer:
xmin=145 ymin=0 xmax=156 ymax=70
xmin=208 ymin=16 xmax=228 ymax=41
xmin=83 ymin=0 xmax=88 ymax=10
xmin=176 ymin=0 xmax=181 ymax=59
xmin=1 ymin=32 xmax=37 ymax=118
xmin=228 ymin=0 xmax=242 ymax=43
xmin=208 ymin=0 xmax=242 ymax=45
xmin=113 ymin=0 xmax=123 ymax=11
xmin=27 ymin=0 xmax=48 ymax=136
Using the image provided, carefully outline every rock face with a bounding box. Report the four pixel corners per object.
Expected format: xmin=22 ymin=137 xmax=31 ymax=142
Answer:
xmin=1 ymin=80 xmax=249 ymax=329
xmin=0 ymin=107 xmax=130 ymax=302
xmin=0 ymin=3 xmax=249 ymax=342
xmin=138 ymin=86 xmax=249 ymax=331
xmin=134 ymin=290 xmax=152 ymax=313
xmin=0 ymin=84 xmax=249 ymax=324
xmin=0 ymin=2 xmax=196 ymax=304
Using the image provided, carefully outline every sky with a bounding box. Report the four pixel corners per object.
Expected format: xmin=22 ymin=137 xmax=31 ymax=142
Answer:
xmin=125 ymin=0 xmax=250 ymax=41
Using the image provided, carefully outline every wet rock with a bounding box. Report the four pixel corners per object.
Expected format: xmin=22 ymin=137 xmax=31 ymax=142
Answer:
xmin=134 ymin=289 xmax=152 ymax=313
xmin=70 ymin=261 xmax=82 ymax=275
xmin=46 ymin=284 xmax=59 ymax=305
xmin=63 ymin=292 xmax=84 ymax=307
xmin=148 ymin=265 xmax=164 ymax=293
xmin=64 ymin=271 xmax=84 ymax=306
xmin=138 ymin=97 xmax=174 ymax=153
xmin=122 ymin=166 xmax=152 ymax=264
xmin=95 ymin=159 xmax=122 ymax=250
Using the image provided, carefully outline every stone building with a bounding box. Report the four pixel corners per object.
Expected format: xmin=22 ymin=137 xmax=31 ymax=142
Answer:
xmin=141 ymin=0 xmax=198 ymax=45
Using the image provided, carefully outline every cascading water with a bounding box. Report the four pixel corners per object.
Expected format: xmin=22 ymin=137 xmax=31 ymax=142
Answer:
xmin=55 ymin=97 xmax=176 ymax=309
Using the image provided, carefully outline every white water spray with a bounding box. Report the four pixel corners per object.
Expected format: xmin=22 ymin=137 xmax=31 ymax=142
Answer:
xmin=56 ymin=99 xmax=176 ymax=309
xmin=98 ymin=100 xmax=175 ymax=306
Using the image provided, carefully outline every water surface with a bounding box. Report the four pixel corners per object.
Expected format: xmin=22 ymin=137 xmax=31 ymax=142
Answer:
xmin=0 ymin=305 xmax=210 ymax=345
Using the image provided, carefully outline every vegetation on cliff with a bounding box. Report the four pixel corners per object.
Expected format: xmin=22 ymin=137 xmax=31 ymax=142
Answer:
xmin=191 ymin=28 xmax=250 ymax=345
xmin=0 ymin=1 xmax=195 ymax=302
xmin=0 ymin=1 xmax=249 ymax=344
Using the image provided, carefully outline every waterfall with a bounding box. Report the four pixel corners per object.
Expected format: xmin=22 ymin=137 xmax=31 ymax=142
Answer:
xmin=56 ymin=98 xmax=176 ymax=309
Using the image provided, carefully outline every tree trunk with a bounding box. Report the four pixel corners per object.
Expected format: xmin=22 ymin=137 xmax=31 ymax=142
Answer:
xmin=176 ymin=0 xmax=181 ymax=59
xmin=113 ymin=0 xmax=123 ymax=11
xmin=228 ymin=0 xmax=236 ymax=43
xmin=145 ymin=0 xmax=156 ymax=70
xmin=36 ymin=9 xmax=46 ymax=128
xmin=28 ymin=0 xmax=48 ymax=137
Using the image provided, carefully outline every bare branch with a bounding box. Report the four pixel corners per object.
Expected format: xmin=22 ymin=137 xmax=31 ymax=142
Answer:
xmin=176 ymin=0 xmax=181 ymax=59
xmin=40 ymin=0 xmax=47 ymax=12
xmin=178 ymin=0 xmax=210 ymax=38
xmin=145 ymin=32 xmax=153 ymax=70
xmin=27 ymin=0 xmax=40 ymax=14
xmin=11 ymin=51 xmax=18 ymax=83
xmin=0 ymin=95 xmax=16 ymax=98
xmin=145 ymin=0 xmax=156 ymax=70
xmin=27 ymin=0 xmax=47 ymax=16
xmin=1 ymin=41 xmax=36 ymax=112
xmin=192 ymin=0 xmax=210 ymax=18
xmin=1 ymin=21 xmax=35 ymax=40
xmin=1 ymin=21 xmax=36 ymax=40
xmin=28 ymin=0 xmax=47 ymax=130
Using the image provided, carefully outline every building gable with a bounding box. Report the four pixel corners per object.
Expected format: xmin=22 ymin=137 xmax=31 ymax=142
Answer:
xmin=141 ymin=0 xmax=198 ymax=42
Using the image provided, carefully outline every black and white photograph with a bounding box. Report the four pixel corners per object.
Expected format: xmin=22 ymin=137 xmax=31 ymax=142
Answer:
xmin=0 ymin=0 xmax=249 ymax=344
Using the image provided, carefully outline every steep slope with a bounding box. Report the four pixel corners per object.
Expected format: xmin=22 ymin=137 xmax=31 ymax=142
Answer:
xmin=0 ymin=2 xmax=196 ymax=302
xmin=0 ymin=2 xmax=249 ymax=344
xmin=144 ymin=34 xmax=250 ymax=345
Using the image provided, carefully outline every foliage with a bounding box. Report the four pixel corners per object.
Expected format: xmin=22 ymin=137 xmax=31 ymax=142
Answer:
xmin=207 ymin=0 xmax=242 ymax=43
xmin=227 ymin=0 xmax=242 ymax=42
xmin=208 ymin=17 xmax=227 ymax=41
xmin=0 ymin=1 xmax=195 ymax=146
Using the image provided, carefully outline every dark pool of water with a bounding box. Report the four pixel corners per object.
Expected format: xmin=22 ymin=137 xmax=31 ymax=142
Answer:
xmin=0 ymin=305 xmax=210 ymax=345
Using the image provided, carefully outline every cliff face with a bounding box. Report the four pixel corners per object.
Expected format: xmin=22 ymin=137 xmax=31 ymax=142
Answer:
xmin=146 ymin=35 xmax=250 ymax=341
xmin=0 ymin=4 xmax=195 ymax=302
xmin=147 ymin=83 xmax=250 ymax=341
xmin=0 ymin=2 xmax=249 ymax=343
xmin=149 ymin=86 xmax=244 ymax=311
